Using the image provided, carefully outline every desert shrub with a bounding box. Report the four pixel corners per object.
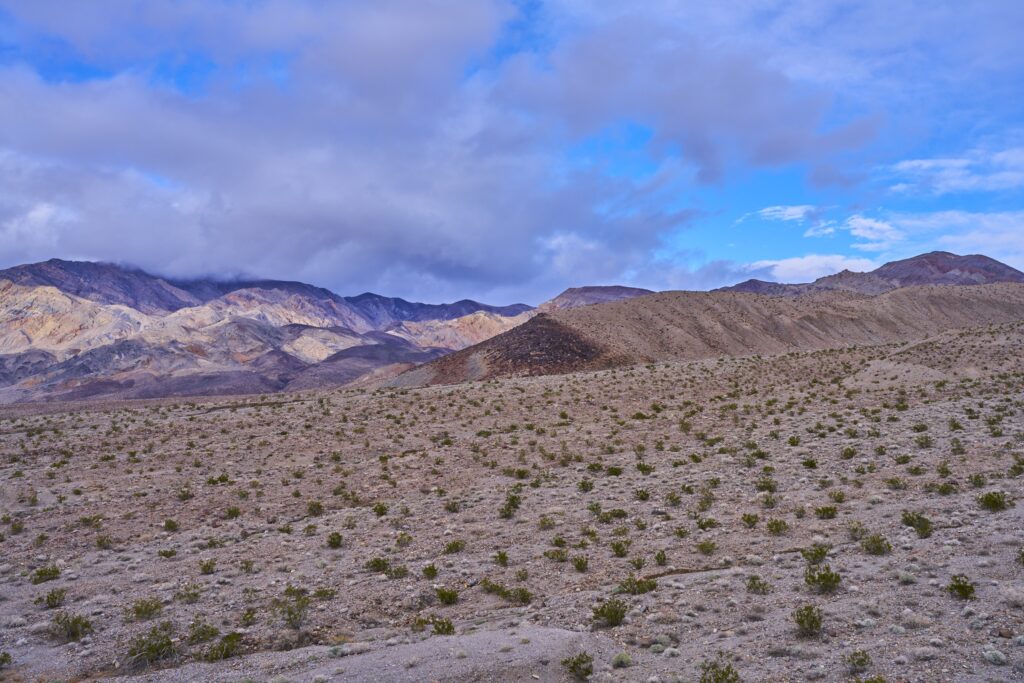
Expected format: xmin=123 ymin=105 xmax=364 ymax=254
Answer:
xmin=861 ymin=534 xmax=892 ymax=556
xmin=562 ymin=652 xmax=593 ymax=680
xmin=125 ymin=622 xmax=175 ymax=668
xmin=977 ymin=491 xmax=1011 ymax=512
xmin=272 ymin=586 xmax=310 ymax=628
xmin=544 ymin=548 xmax=568 ymax=562
xmin=327 ymin=532 xmax=343 ymax=549
xmin=199 ymin=558 xmax=217 ymax=574
xmin=175 ymin=582 xmax=202 ymax=603
xmin=494 ymin=550 xmax=509 ymax=566
xmin=203 ymin=632 xmax=243 ymax=661
xmin=422 ymin=563 xmax=438 ymax=579
xmin=800 ymin=544 xmax=830 ymax=565
xmin=443 ymin=539 xmax=466 ymax=554
xmin=610 ymin=540 xmax=630 ymax=557
xmin=616 ymin=574 xmax=656 ymax=595
xmin=187 ymin=619 xmax=219 ymax=644
xmin=947 ymin=574 xmax=976 ymax=600
xmin=804 ymin=565 xmax=841 ymax=593
xmin=0 ymin=652 xmax=10 ymax=669
xmin=53 ymin=612 xmax=93 ymax=641
xmin=572 ymin=555 xmax=589 ymax=572
xmin=793 ymin=604 xmax=822 ymax=637
xmin=31 ymin=565 xmax=60 ymax=584
xmin=480 ymin=578 xmax=532 ymax=604
xmin=814 ymin=506 xmax=837 ymax=520
xmin=654 ymin=549 xmax=667 ymax=566
xmin=699 ymin=652 xmax=742 ymax=683
xmin=436 ymin=587 xmax=459 ymax=605
xmin=844 ymin=649 xmax=872 ymax=674
xmin=900 ymin=511 xmax=932 ymax=538
xmin=592 ymin=598 xmax=628 ymax=627
xmin=40 ymin=588 xmax=66 ymax=609
xmin=741 ymin=513 xmax=759 ymax=528
xmin=746 ymin=575 xmax=771 ymax=595
xmin=766 ymin=519 xmax=789 ymax=535
xmin=129 ymin=598 xmax=163 ymax=621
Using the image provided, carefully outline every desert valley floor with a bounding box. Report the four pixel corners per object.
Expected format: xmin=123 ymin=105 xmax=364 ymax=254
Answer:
xmin=1 ymin=321 xmax=1023 ymax=682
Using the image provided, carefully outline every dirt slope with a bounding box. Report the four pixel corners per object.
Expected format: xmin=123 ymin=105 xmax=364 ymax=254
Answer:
xmin=394 ymin=283 xmax=1024 ymax=386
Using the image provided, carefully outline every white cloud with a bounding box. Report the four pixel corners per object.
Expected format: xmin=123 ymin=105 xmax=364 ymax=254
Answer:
xmin=747 ymin=253 xmax=877 ymax=283
xmin=844 ymin=214 xmax=903 ymax=251
xmin=757 ymin=205 xmax=817 ymax=222
xmin=889 ymin=147 xmax=1024 ymax=195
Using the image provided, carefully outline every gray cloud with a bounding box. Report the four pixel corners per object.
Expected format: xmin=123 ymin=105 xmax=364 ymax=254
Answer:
xmin=0 ymin=1 xmax=1017 ymax=302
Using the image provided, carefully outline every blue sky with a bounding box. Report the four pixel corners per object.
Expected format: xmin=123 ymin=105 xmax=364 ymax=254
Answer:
xmin=0 ymin=1 xmax=1022 ymax=303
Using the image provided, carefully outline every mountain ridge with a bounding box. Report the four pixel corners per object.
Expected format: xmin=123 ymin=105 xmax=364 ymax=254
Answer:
xmin=722 ymin=251 xmax=1024 ymax=296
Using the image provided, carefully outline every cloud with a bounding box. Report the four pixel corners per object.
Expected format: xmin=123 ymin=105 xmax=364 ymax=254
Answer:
xmin=843 ymin=215 xmax=903 ymax=252
xmin=746 ymin=254 xmax=877 ymax=283
xmin=753 ymin=204 xmax=835 ymax=237
xmin=0 ymin=1 xmax=1020 ymax=302
xmin=756 ymin=205 xmax=818 ymax=222
xmin=889 ymin=147 xmax=1024 ymax=195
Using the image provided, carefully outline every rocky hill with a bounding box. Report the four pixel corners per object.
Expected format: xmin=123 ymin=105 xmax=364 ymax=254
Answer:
xmin=393 ymin=283 xmax=1024 ymax=386
xmin=723 ymin=251 xmax=1024 ymax=296
xmin=0 ymin=259 xmax=533 ymax=402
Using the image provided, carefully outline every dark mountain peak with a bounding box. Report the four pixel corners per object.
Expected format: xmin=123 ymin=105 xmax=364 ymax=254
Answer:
xmin=0 ymin=258 xmax=203 ymax=314
xmin=873 ymin=251 xmax=1024 ymax=286
xmin=342 ymin=292 xmax=531 ymax=327
xmin=539 ymin=285 xmax=654 ymax=311
xmin=720 ymin=252 xmax=1024 ymax=296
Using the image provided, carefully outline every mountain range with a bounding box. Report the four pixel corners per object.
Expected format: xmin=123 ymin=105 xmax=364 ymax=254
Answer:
xmin=1 ymin=251 xmax=1022 ymax=402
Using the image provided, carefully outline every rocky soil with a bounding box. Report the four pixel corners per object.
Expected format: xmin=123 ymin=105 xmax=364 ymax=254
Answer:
xmin=1 ymin=320 xmax=1023 ymax=682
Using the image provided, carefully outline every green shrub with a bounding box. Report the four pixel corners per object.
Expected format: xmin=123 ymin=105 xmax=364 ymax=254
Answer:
xmin=572 ymin=555 xmax=589 ymax=572
xmin=615 ymin=574 xmax=656 ymax=595
xmin=327 ymin=532 xmax=343 ymax=549
xmin=422 ymin=563 xmax=438 ymax=579
xmin=203 ymin=632 xmax=243 ymax=661
xmin=766 ymin=519 xmax=789 ymax=535
xmin=699 ymin=652 xmax=742 ymax=683
xmin=31 ymin=565 xmax=60 ymax=584
xmin=187 ymin=619 xmax=220 ymax=644
xmin=900 ymin=511 xmax=932 ymax=538
xmin=977 ymin=491 xmax=1011 ymax=512
xmin=127 ymin=597 xmax=162 ymax=621
xmin=53 ymin=612 xmax=93 ymax=641
xmin=199 ymin=558 xmax=217 ymax=574
xmin=562 ymin=652 xmax=593 ymax=680
xmin=40 ymin=588 xmax=67 ymax=609
xmin=126 ymin=622 xmax=175 ymax=667
xmin=800 ymin=544 xmax=830 ymax=565
xmin=844 ymin=649 xmax=872 ymax=674
xmin=804 ymin=565 xmax=841 ymax=593
xmin=947 ymin=574 xmax=975 ymax=600
xmin=443 ymin=539 xmax=466 ymax=554
xmin=746 ymin=575 xmax=771 ymax=595
xmin=272 ymin=586 xmax=311 ymax=628
xmin=592 ymin=598 xmax=627 ymax=627
xmin=0 ymin=652 xmax=10 ymax=669
xmin=793 ymin=604 xmax=822 ymax=637
xmin=814 ymin=506 xmax=837 ymax=520
xmin=436 ymin=587 xmax=459 ymax=605
xmin=861 ymin=534 xmax=892 ymax=556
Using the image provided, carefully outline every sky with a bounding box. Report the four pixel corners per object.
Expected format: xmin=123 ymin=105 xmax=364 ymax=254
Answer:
xmin=1 ymin=1 xmax=1023 ymax=305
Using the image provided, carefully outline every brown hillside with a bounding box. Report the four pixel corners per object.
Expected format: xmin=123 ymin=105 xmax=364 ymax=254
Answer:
xmin=392 ymin=283 xmax=1024 ymax=386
